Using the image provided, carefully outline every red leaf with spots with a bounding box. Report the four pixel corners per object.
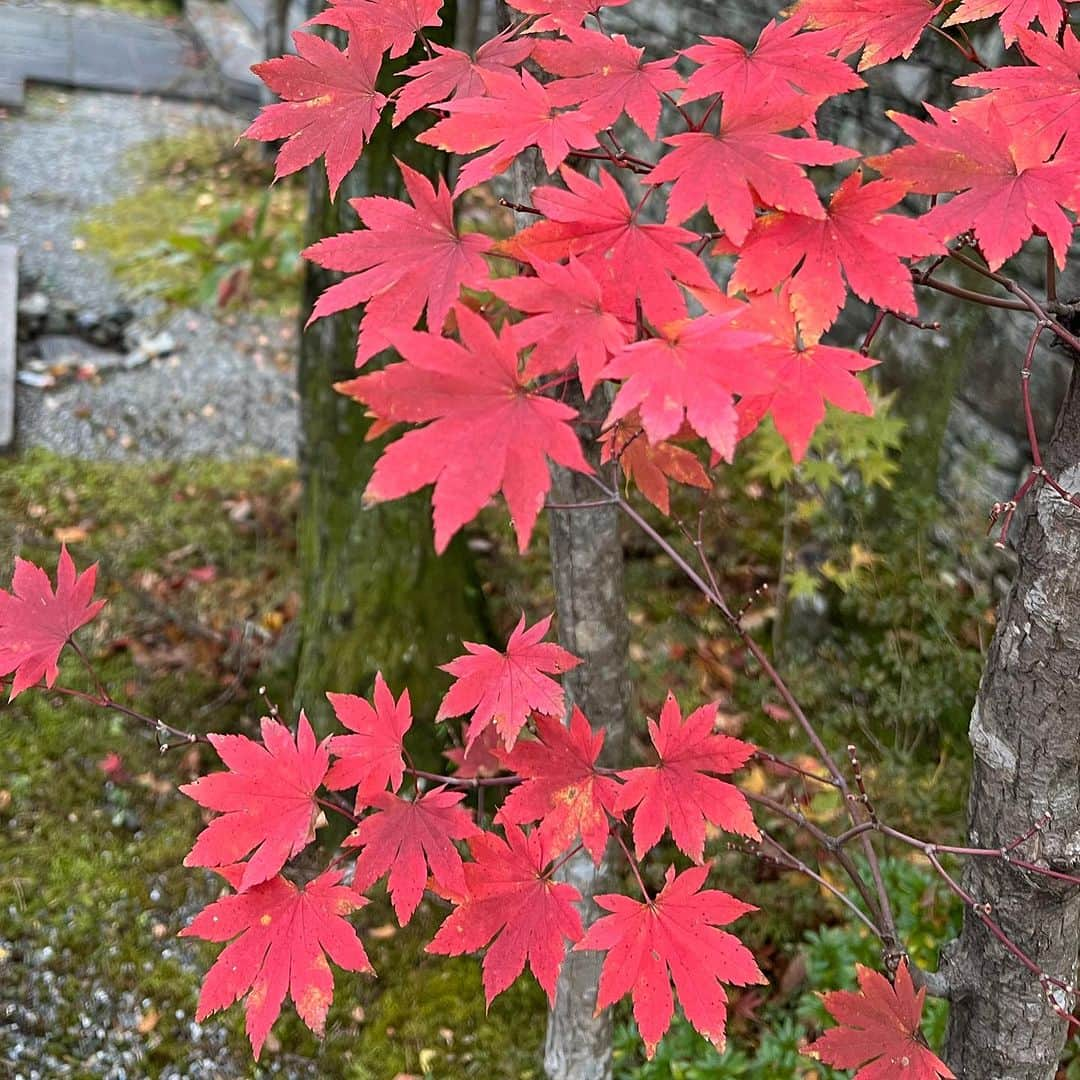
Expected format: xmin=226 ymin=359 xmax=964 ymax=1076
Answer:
xmin=0 ymin=546 xmax=105 ymax=700
xmin=680 ymin=19 xmax=864 ymax=115
xmin=615 ymin=693 xmax=758 ymax=861
xmin=437 ymin=613 xmax=582 ymax=750
xmin=866 ymin=103 xmax=1080 ymax=270
xmin=955 ymin=30 xmax=1080 ymax=157
xmin=576 ymin=864 xmax=764 ymax=1058
xmin=533 ymin=27 xmax=682 ymax=138
xmin=645 ymin=98 xmax=856 ymax=246
xmin=306 ymin=0 xmax=443 ymax=58
xmin=489 ymin=255 xmax=636 ymax=395
xmin=324 ymin=672 xmax=412 ymax=809
xmin=418 ymin=69 xmax=600 ymax=192
xmin=600 ymin=307 xmax=772 ymax=463
xmin=944 ymin=0 xmax=1063 ymax=44
xmin=181 ymin=713 xmax=329 ymax=892
xmin=245 ymin=31 xmax=386 ymax=198
xmin=344 ymin=787 xmax=480 ymax=925
xmin=804 ymin=960 xmax=955 ymax=1079
xmin=426 ymin=824 xmax=584 ymax=1004
xmin=599 ymin=414 xmax=712 ymax=516
xmin=725 ymin=171 xmax=942 ymax=339
xmin=392 ymin=25 xmax=534 ymax=125
xmin=336 ymin=305 xmax=592 ymax=552
xmin=496 ymin=708 xmax=622 ymax=863
xmin=732 ymin=288 xmax=876 ymax=462
xmin=505 ymin=0 xmax=632 ymax=33
xmin=503 ymin=166 xmax=717 ymax=325
xmin=303 ymin=160 xmax=492 ymax=365
xmin=793 ymin=0 xmax=943 ymax=70
xmin=180 ymin=867 xmax=371 ymax=1060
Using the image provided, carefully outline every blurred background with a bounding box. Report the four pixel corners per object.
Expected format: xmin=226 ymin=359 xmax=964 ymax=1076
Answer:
xmin=1 ymin=0 xmax=1077 ymax=1076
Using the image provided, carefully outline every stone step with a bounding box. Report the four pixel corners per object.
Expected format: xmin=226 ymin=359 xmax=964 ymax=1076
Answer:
xmin=229 ymin=0 xmax=307 ymax=40
xmin=0 ymin=244 xmax=17 ymax=451
xmin=0 ymin=75 xmax=25 ymax=109
xmin=184 ymin=0 xmax=263 ymax=109
xmin=0 ymin=5 xmax=226 ymax=108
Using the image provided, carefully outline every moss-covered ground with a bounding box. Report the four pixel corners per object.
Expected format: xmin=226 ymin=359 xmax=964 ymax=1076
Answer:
xmin=0 ymin=453 xmax=545 ymax=1077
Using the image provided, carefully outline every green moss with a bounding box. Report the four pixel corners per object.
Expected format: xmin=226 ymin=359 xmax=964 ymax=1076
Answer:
xmin=80 ymin=130 xmax=304 ymax=315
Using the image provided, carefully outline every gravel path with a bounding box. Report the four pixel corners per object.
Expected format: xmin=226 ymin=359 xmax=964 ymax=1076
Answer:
xmin=0 ymin=87 xmax=299 ymax=460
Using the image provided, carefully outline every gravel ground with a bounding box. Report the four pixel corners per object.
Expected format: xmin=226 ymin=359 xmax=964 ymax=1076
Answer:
xmin=0 ymin=87 xmax=299 ymax=460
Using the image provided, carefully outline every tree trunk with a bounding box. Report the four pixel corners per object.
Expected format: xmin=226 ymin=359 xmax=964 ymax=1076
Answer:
xmin=544 ymin=387 xmax=632 ymax=1080
xmin=500 ymin=140 xmax=632 ymax=1077
xmin=941 ymin=361 xmax=1080 ymax=1078
xmin=293 ymin=8 xmax=487 ymax=737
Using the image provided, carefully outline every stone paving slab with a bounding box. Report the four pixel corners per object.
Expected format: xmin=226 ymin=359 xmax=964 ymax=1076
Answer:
xmin=0 ymin=1 xmax=229 ymax=106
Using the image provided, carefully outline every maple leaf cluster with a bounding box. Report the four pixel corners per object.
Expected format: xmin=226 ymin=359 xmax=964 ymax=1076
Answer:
xmin=243 ymin=0 xmax=1080 ymax=553
xmin=173 ymin=614 xmax=762 ymax=1057
xmin=11 ymin=0 xmax=1073 ymax=1068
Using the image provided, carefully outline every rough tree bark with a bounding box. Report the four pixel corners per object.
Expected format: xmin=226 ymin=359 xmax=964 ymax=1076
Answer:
xmin=941 ymin=358 xmax=1080 ymax=1079
xmin=293 ymin=6 xmax=487 ymax=735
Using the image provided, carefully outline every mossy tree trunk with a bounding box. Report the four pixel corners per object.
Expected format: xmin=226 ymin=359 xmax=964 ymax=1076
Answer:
xmin=293 ymin=6 xmax=487 ymax=738
xmin=940 ymin=361 xmax=1080 ymax=1077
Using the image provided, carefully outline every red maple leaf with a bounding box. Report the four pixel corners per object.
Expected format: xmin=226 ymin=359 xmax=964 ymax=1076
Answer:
xmin=496 ymin=708 xmax=622 ymax=863
xmin=576 ymin=864 xmax=765 ymax=1057
xmin=245 ymin=31 xmax=386 ymax=199
xmin=506 ymin=0 xmax=632 ymax=33
xmin=437 ymin=612 xmax=582 ymax=750
xmin=503 ymin=166 xmax=716 ymax=325
xmin=680 ymin=19 xmax=864 ymax=115
xmin=303 ymin=160 xmax=492 ymax=365
xmin=943 ymin=0 xmax=1063 ymax=44
xmin=443 ymin=724 xmax=505 ymax=778
xmin=732 ymin=288 xmax=876 ymax=462
xmin=324 ymin=672 xmax=413 ymax=809
xmin=418 ymin=69 xmax=600 ymax=191
xmin=426 ymin=824 xmax=584 ymax=1004
xmin=393 ymin=25 xmax=534 ymax=125
xmin=600 ymin=308 xmax=772 ymax=464
xmin=725 ymin=171 xmax=942 ymax=339
xmin=956 ymin=30 xmax=1080 ymax=157
xmin=336 ymin=305 xmax=592 ymax=552
xmin=866 ymin=103 xmax=1080 ymax=270
xmin=533 ymin=27 xmax=682 ymax=138
xmin=344 ymin=787 xmax=480 ymax=925
xmin=646 ymin=98 xmax=856 ymax=246
xmin=181 ymin=713 xmax=329 ymax=892
xmin=599 ymin=413 xmax=712 ymax=516
xmin=180 ymin=866 xmax=372 ymax=1060
xmin=489 ymin=255 xmax=635 ymax=395
xmin=616 ymin=693 xmax=757 ymax=861
xmin=306 ymin=0 xmax=443 ymax=58
xmin=803 ymin=960 xmax=955 ymax=1079
xmin=793 ymin=0 xmax=943 ymax=70
xmin=0 ymin=546 xmax=105 ymax=700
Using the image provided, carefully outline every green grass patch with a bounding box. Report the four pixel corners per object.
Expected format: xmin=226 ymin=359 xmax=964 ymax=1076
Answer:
xmin=81 ymin=129 xmax=304 ymax=315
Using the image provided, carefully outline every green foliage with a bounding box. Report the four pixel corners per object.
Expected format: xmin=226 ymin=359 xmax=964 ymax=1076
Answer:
xmin=82 ymin=131 xmax=304 ymax=314
xmin=745 ymin=391 xmax=906 ymax=496
xmin=770 ymin=486 xmax=993 ymax=762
